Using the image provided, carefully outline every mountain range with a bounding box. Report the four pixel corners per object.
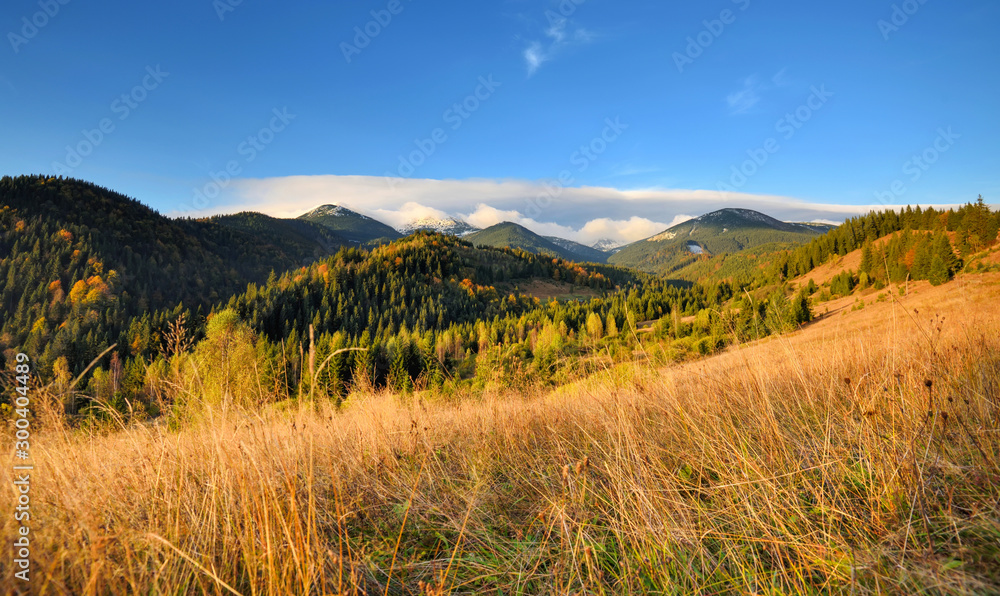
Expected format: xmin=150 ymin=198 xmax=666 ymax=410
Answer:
xmin=211 ymin=202 xmax=833 ymax=272
xmin=269 ymin=204 xmax=834 ymax=272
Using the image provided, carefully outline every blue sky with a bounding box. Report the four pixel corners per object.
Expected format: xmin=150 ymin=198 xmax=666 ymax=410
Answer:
xmin=2 ymin=0 xmax=998 ymax=243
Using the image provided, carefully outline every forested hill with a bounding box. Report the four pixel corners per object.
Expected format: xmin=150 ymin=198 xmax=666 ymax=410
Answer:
xmin=465 ymin=222 xmax=608 ymax=263
xmin=227 ymin=232 xmax=621 ymax=344
xmin=0 ymin=175 xmax=343 ymax=374
xmin=208 ymin=211 xmax=350 ymax=262
xmin=757 ymin=199 xmax=1000 ymax=285
xmin=610 ymin=208 xmax=831 ymax=274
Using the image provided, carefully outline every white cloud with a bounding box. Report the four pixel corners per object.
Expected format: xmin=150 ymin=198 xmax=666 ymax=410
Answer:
xmin=546 ymin=18 xmax=567 ymax=43
xmin=727 ymin=68 xmax=794 ymax=115
xmin=579 ymin=216 xmax=689 ymax=244
xmin=523 ymin=42 xmax=547 ymax=75
xmin=370 ymin=201 xmax=450 ymax=230
xmin=727 ymin=76 xmax=763 ymax=115
xmin=522 ymin=15 xmax=594 ymax=76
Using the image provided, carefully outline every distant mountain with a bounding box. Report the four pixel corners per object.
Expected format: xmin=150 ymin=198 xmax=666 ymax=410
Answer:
xmin=609 ymin=208 xmax=830 ymax=274
xmin=210 ymin=212 xmax=349 ymax=264
xmin=543 ymin=236 xmax=609 ymax=264
xmin=466 ymin=222 xmax=604 ymax=263
xmin=591 ymin=238 xmax=627 ymax=253
xmin=298 ymin=204 xmax=402 ymax=244
xmin=399 ymin=216 xmax=480 ymax=237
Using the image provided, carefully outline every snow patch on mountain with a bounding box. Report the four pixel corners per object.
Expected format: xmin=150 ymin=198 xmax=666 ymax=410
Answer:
xmin=647 ymin=230 xmax=677 ymax=242
xmin=398 ymin=216 xmax=480 ymax=237
xmin=304 ymin=204 xmax=370 ymax=220
xmin=591 ymin=238 xmax=626 ymax=252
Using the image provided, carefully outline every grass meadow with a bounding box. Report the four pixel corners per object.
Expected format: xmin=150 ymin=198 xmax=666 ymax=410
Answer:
xmin=2 ymin=276 xmax=999 ymax=595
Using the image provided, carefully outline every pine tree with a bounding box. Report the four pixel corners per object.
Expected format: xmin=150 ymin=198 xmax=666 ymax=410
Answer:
xmin=791 ymin=291 xmax=812 ymax=325
xmin=859 ymin=240 xmax=875 ymax=276
xmin=911 ymin=238 xmax=933 ymax=280
xmin=928 ymin=254 xmax=950 ymax=286
xmin=931 ymin=234 xmax=959 ymax=283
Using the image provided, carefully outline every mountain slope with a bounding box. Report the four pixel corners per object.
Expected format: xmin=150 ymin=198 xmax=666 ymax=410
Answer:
xmin=210 ymin=212 xmax=349 ymax=264
xmin=0 ymin=175 xmax=341 ymax=374
xmin=298 ymin=204 xmax=402 ymax=244
xmin=592 ymin=238 xmax=626 ymax=253
xmin=399 ymin=216 xmax=479 ymax=237
xmin=543 ymin=236 xmax=609 ymax=263
xmin=465 ymin=222 xmax=607 ymax=263
xmin=228 ymin=231 xmax=623 ymax=344
xmin=610 ymin=208 xmax=831 ymax=274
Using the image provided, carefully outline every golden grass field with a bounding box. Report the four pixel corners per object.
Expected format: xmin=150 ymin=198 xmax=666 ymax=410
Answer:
xmin=2 ymin=273 xmax=999 ymax=595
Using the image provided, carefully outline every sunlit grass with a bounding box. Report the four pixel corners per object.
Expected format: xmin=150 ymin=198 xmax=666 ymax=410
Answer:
xmin=2 ymin=280 xmax=999 ymax=595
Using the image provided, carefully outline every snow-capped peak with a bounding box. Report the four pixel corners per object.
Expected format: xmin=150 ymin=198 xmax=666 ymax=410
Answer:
xmin=398 ymin=216 xmax=480 ymax=237
xmin=592 ymin=238 xmax=627 ymax=252
xmin=303 ymin=204 xmax=370 ymax=220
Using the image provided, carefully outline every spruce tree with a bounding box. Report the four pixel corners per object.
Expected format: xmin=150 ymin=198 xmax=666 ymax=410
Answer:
xmin=928 ymin=254 xmax=950 ymax=286
xmin=860 ymin=240 xmax=874 ymax=275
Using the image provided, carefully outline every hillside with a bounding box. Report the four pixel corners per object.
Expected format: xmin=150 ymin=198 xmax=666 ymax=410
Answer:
xmin=466 ymin=222 xmax=607 ymax=263
xmin=298 ymin=204 xmax=402 ymax=244
xmin=9 ymin=266 xmax=1000 ymax=594
xmin=209 ymin=211 xmax=349 ymax=264
xmin=544 ymin=236 xmax=610 ymax=263
xmin=0 ymin=175 xmax=340 ymax=376
xmin=610 ymin=208 xmax=830 ymax=274
xmin=227 ymin=232 xmax=621 ymax=348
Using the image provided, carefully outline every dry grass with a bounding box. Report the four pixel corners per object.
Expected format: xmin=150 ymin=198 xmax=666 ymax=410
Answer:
xmin=2 ymin=276 xmax=999 ymax=595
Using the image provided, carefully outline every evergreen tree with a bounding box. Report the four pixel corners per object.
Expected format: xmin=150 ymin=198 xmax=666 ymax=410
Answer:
xmin=928 ymin=254 xmax=950 ymax=286
xmin=791 ymin=291 xmax=812 ymax=325
xmin=859 ymin=240 xmax=874 ymax=275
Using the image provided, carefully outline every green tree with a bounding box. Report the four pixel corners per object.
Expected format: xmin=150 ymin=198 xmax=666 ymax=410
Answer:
xmin=791 ymin=291 xmax=812 ymax=325
xmin=859 ymin=240 xmax=874 ymax=275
